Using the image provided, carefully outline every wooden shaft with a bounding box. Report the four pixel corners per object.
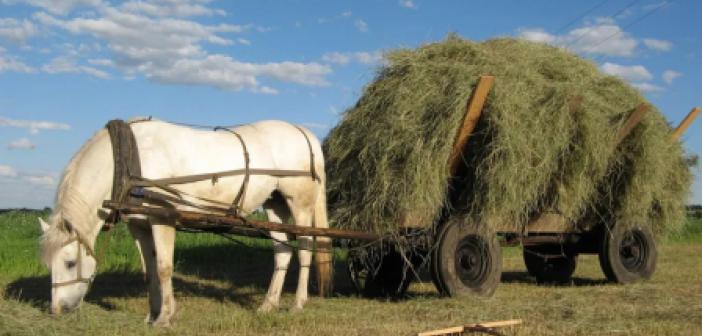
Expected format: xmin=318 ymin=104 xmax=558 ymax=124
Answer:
xmin=103 ymin=201 xmax=382 ymax=241
xmin=614 ymin=103 xmax=649 ymax=146
xmin=671 ymin=107 xmax=701 ymax=141
xmin=448 ymin=75 xmax=495 ymax=175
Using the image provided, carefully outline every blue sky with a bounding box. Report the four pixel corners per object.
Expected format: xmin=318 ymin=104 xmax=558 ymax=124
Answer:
xmin=0 ymin=0 xmax=700 ymax=208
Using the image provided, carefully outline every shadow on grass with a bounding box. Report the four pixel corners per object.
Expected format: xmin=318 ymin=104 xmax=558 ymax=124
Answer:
xmin=501 ymin=271 xmax=609 ymax=286
xmin=3 ymin=270 xmax=260 ymax=311
xmin=3 ymin=241 xmax=356 ymax=312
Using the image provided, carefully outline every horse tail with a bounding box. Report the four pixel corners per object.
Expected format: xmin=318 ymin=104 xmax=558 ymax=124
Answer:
xmin=313 ymin=183 xmax=333 ymax=297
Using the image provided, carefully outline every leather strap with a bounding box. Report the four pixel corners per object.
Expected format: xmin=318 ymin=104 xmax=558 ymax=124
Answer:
xmin=52 ymin=235 xmax=95 ymax=288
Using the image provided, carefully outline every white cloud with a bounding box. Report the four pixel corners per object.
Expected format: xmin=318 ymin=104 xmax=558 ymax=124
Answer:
xmin=354 ymin=19 xmax=368 ymax=33
xmin=517 ymin=28 xmax=555 ymax=44
xmin=33 ymin=5 xmax=331 ymax=93
xmin=341 ymin=11 xmax=352 ymax=17
xmin=399 ymin=0 xmax=417 ymax=9
xmin=662 ymin=70 xmax=682 ymax=85
xmin=0 ymin=52 xmax=35 ymax=73
xmin=633 ymin=82 xmax=664 ymax=93
xmin=643 ymin=38 xmax=672 ymax=52
xmin=146 ymin=55 xmax=330 ymax=91
xmin=0 ymin=18 xmax=38 ymax=43
xmin=322 ymin=51 xmax=383 ymax=65
xmin=0 ymin=116 xmax=70 ymax=134
xmin=1 ymin=0 xmax=103 ymax=15
xmin=23 ymin=174 xmax=56 ymax=186
xmin=0 ymin=163 xmax=56 ymax=187
xmin=0 ymin=165 xmax=18 ymax=177
xmin=7 ymin=137 xmax=35 ymax=150
xmin=518 ymin=18 xmax=639 ymax=57
xmin=42 ymin=56 xmax=110 ymax=79
xmin=120 ymin=0 xmax=226 ymax=17
xmin=601 ymin=62 xmax=653 ymax=82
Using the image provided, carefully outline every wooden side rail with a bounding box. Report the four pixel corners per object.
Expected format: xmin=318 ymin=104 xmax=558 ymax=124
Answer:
xmin=448 ymin=75 xmax=495 ymax=175
xmin=671 ymin=107 xmax=700 ymax=141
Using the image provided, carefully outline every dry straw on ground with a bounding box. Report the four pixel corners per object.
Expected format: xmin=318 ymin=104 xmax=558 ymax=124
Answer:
xmin=324 ymin=35 xmax=692 ymax=235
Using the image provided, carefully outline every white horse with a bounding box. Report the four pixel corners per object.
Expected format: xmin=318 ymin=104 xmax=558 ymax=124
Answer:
xmin=39 ymin=120 xmax=332 ymax=326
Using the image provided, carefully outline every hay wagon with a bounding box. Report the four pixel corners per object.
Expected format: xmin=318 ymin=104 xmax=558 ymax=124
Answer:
xmin=103 ymin=76 xmax=699 ymax=299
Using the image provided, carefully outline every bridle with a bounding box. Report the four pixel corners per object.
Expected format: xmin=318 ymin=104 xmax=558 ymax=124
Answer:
xmin=51 ymin=233 xmax=97 ymax=289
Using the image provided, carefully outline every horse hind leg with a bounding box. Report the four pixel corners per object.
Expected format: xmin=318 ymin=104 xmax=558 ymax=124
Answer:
xmin=258 ymin=198 xmax=293 ymax=313
xmin=286 ymin=198 xmax=314 ymax=311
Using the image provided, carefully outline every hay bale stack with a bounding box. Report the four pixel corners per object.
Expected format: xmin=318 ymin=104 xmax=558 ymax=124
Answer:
xmin=324 ymin=36 xmax=692 ymax=235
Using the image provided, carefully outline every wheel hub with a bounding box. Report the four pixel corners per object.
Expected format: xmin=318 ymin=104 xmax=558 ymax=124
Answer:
xmin=454 ymin=236 xmax=490 ymax=287
xmin=619 ymin=230 xmax=648 ymax=273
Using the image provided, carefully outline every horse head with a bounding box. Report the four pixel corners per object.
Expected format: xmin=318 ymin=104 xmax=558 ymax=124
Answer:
xmin=40 ymin=216 xmax=97 ymax=315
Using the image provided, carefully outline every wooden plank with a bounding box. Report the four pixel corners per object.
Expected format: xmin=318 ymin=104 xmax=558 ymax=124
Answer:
xmin=417 ymin=326 xmax=464 ymax=336
xmin=671 ymin=107 xmax=701 ymax=141
xmin=466 ymin=319 xmax=523 ymax=329
xmin=448 ymin=75 xmax=495 ymax=175
xmin=417 ymin=319 xmax=522 ymax=336
xmin=103 ymin=201 xmax=382 ymax=241
xmin=525 ymin=213 xmax=572 ymax=233
xmin=614 ymin=103 xmax=649 ymax=146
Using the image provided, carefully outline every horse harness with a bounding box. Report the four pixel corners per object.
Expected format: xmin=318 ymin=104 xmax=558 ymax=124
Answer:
xmin=51 ymin=233 xmax=97 ymax=289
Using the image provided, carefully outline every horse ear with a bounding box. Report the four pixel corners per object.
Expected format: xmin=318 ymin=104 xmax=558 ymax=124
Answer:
xmin=39 ymin=218 xmax=50 ymax=232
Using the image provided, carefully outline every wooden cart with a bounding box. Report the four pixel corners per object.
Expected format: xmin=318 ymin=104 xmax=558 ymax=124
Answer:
xmin=103 ymin=79 xmax=700 ymax=298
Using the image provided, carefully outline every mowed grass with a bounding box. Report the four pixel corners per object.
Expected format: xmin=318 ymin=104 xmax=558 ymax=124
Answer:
xmin=1 ymin=211 xmax=701 ymax=336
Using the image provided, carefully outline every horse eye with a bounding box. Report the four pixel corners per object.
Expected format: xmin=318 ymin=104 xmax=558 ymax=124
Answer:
xmin=65 ymin=260 xmax=76 ymax=269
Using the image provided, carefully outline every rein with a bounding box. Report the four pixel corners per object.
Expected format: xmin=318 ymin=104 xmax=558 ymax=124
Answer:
xmin=51 ymin=234 xmax=96 ymax=288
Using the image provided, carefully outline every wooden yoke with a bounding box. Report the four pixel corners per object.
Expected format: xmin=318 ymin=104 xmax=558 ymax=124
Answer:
xmin=671 ymin=107 xmax=701 ymax=142
xmin=448 ymin=75 xmax=495 ymax=175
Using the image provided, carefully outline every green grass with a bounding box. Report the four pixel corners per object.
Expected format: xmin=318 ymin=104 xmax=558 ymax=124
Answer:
xmin=1 ymin=211 xmax=701 ymax=335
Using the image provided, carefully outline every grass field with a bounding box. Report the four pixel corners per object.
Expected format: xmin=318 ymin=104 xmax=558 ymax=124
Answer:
xmin=1 ymin=210 xmax=701 ymax=335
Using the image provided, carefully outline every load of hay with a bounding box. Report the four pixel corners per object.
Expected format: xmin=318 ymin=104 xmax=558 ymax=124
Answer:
xmin=324 ymin=35 xmax=693 ymax=236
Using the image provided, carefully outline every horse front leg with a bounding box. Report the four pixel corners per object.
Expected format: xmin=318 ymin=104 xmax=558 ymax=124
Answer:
xmin=127 ymin=221 xmax=160 ymax=323
xmin=151 ymin=222 xmax=177 ymax=327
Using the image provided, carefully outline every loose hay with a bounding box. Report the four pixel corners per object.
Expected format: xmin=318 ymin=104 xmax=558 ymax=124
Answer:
xmin=324 ymin=36 xmax=693 ymax=236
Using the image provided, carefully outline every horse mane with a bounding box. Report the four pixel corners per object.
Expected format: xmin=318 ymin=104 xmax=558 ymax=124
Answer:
xmin=41 ymin=128 xmax=109 ymax=264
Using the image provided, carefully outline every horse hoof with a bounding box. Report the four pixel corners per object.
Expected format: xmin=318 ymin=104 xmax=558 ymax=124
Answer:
xmin=257 ymin=301 xmax=278 ymax=314
xmin=151 ymin=319 xmax=171 ymax=328
xmin=289 ymin=305 xmax=304 ymax=313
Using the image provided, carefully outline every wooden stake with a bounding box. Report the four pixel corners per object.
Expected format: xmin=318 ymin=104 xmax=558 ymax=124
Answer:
xmin=448 ymin=75 xmax=495 ymax=175
xmin=671 ymin=107 xmax=701 ymax=141
xmin=417 ymin=319 xmax=522 ymax=336
xmin=614 ymin=103 xmax=649 ymax=147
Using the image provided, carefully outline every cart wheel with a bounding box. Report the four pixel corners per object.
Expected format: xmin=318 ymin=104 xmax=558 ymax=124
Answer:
xmin=599 ymin=224 xmax=657 ymax=283
xmin=347 ymin=248 xmax=413 ymax=297
xmin=432 ymin=220 xmax=501 ymax=297
xmin=523 ymin=244 xmax=577 ymax=284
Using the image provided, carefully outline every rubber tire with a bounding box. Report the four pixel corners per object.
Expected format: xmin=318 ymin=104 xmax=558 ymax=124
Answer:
xmin=599 ymin=224 xmax=657 ymax=284
xmin=523 ymin=244 xmax=578 ymax=284
xmin=433 ymin=221 xmax=501 ymax=297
